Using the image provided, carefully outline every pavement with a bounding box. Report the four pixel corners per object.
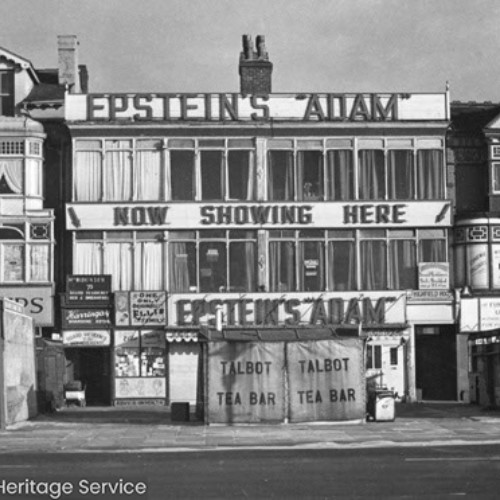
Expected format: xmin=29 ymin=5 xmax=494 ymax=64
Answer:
xmin=2 ymin=402 xmax=500 ymax=453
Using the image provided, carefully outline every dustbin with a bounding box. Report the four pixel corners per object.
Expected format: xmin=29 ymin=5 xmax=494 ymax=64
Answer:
xmin=373 ymin=390 xmax=395 ymax=422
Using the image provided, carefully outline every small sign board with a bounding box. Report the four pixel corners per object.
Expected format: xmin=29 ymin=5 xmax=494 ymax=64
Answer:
xmin=62 ymin=330 xmax=111 ymax=346
xmin=418 ymin=263 xmax=449 ymax=290
xmin=407 ymin=290 xmax=454 ymax=303
xmin=66 ymin=275 xmax=111 ymax=304
xmin=61 ymin=308 xmax=111 ymax=328
xmin=130 ymin=292 xmax=167 ymax=326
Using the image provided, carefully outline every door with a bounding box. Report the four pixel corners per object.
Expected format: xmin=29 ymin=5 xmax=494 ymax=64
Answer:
xmin=415 ymin=325 xmax=457 ymax=401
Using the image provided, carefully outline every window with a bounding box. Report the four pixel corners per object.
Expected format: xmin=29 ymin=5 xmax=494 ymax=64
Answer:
xmin=360 ymin=230 xmax=387 ymax=290
xmin=170 ymin=150 xmax=195 ymax=200
xmin=366 ymin=344 xmax=382 ymax=369
xmin=493 ymin=163 xmax=500 ymax=194
xmin=326 ymin=150 xmax=354 ymax=200
xmin=268 ymin=150 xmax=294 ymax=201
xmin=388 ymin=150 xmax=413 ymax=199
xmin=419 ymin=229 xmax=447 ymax=262
xmin=390 ymin=347 xmax=398 ymax=366
xmin=0 ymin=71 xmax=14 ymax=116
xmin=168 ymin=230 xmax=257 ymax=293
xmin=388 ymin=230 xmax=417 ymax=290
xmin=417 ymin=150 xmax=444 ymax=199
xmin=358 ymin=150 xmax=385 ymax=200
xmin=297 ymin=151 xmax=323 ymax=201
xmin=201 ymin=151 xmax=224 ymax=200
xmin=269 ymin=231 xmax=296 ymax=292
xmin=327 ymin=230 xmax=355 ymax=291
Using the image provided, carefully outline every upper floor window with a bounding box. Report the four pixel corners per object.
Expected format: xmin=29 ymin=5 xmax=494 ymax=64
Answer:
xmin=0 ymin=71 xmax=14 ymax=117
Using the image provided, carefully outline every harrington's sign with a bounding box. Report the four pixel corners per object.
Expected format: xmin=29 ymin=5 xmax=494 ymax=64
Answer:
xmin=66 ymin=201 xmax=451 ymax=230
xmin=171 ymin=292 xmax=406 ymax=327
xmin=65 ymin=93 xmax=448 ymax=122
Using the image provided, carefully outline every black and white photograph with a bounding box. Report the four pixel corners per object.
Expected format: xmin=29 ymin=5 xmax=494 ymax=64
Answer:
xmin=0 ymin=0 xmax=500 ymax=498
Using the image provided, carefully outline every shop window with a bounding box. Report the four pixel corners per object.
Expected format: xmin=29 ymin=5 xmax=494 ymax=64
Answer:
xmin=358 ymin=150 xmax=385 ymax=200
xmin=417 ymin=150 xmax=444 ymax=199
xmin=201 ymin=150 xmax=224 ymax=200
xmin=170 ymin=150 xmax=195 ymax=201
xmin=326 ymin=150 xmax=354 ymax=200
xmin=0 ymin=70 xmax=14 ymax=117
xmin=367 ymin=344 xmax=382 ymax=369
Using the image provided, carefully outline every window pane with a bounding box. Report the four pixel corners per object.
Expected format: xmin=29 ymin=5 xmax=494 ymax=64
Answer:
xmin=170 ymin=151 xmax=195 ymax=200
xmin=389 ymin=240 xmax=416 ymax=289
xmin=388 ymin=150 xmax=413 ymax=199
xmin=201 ymin=150 xmax=223 ymax=200
xmin=328 ymin=241 xmax=355 ymax=291
xmin=228 ymin=150 xmax=254 ymax=200
xmin=327 ymin=150 xmax=354 ymax=200
xmin=74 ymin=152 xmax=102 ymax=201
xmin=105 ymin=150 xmax=132 ymax=201
xmin=0 ymin=159 xmax=23 ymax=194
xmin=417 ymin=150 xmax=444 ymax=199
xmin=199 ymin=242 xmax=226 ymax=292
xmin=299 ymin=240 xmax=324 ymax=291
xmin=169 ymin=241 xmax=197 ymax=292
xmin=0 ymin=71 xmax=14 ymax=116
xmin=269 ymin=241 xmax=295 ymax=292
xmin=105 ymin=243 xmax=133 ymax=291
xmin=75 ymin=242 xmax=102 ymax=274
xmin=29 ymin=245 xmax=49 ymax=282
xmin=134 ymin=150 xmax=162 ymax=200
xmin=419 ymin=239 xmax=446 ymax=262
xmin=26 ymin=159 xmax=42 ymax=196
xmin=359 ymin=150 xmax=385 ymax=200
xmin=390 ymin=347 xmax=398 ymax=366
xmin=297 ymin=151 xmax=323 ymax=201
xmin=268 ymin=150 xmax=294 ymax=200
xmin=229 ymin=241 xmax=256 ymax=292
xmin=3 ymin=244 xmax=24 ymax=281
xmin=360 ymin=240 xmax=386 ymax=290
xmin=135 ymin=242 xmax=163 ymax=290
xmin=374 ymin=345 xmax=382 ymax=369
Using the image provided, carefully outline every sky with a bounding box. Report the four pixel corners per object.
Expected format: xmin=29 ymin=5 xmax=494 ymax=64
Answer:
xmin=1 ymin=0 xmax=499 ymax=102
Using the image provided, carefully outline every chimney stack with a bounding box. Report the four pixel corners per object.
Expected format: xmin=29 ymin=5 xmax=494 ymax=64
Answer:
xmin=239 ymin=34 xmax=273 ymax=95
xmin=58 ymin=35 xmax=81 ymax=93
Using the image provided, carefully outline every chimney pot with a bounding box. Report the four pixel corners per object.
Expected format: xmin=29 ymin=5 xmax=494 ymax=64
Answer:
xmin=239 ymin=34 xmax=273 ymax=95
xmin=58 ymin=35 xmax=81 ymax=93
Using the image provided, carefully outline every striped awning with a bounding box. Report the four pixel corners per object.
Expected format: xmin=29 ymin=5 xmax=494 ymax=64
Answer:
xmin=165 ymin=331 xmax=199 ymax=343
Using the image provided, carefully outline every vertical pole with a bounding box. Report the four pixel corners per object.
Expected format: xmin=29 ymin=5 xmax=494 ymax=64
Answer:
xmin=0 ymin=307 xmax=5 ymax=429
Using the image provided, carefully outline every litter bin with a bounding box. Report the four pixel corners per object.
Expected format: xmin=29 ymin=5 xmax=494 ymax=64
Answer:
xmin=372 ymin=390 xmax=395 ymax=422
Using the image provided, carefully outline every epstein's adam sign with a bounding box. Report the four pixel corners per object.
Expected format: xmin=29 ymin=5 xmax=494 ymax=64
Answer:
xmin=65 ymin=93 xmax=448 ymax=122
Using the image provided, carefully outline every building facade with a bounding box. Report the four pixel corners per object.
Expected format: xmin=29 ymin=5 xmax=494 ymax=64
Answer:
xmin=46 ymin=35 xmax=464 ymax=408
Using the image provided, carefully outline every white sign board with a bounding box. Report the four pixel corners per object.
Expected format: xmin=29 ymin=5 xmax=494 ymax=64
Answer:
xmin=418 ymin=263 xmax=450 ymax=290
xmin=63 ymin=330 xmax=111 ymax=346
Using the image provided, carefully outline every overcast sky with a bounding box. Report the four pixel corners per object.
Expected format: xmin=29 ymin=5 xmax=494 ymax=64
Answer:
xmin=1 ymin=0 xmax=499 ymax=101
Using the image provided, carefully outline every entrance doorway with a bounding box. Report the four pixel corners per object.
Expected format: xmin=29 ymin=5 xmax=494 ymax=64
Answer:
xmin=415 ymin=325 xmax=457 ymax=401
xmin=65 ymin=348 xmax=111 ymax=405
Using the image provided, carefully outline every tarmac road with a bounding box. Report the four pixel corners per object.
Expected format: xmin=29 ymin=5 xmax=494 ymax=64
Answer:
xmin=0 ymin=445 xmax=500 ymax=499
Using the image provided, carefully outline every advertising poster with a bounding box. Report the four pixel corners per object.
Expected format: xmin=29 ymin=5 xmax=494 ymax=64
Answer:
xmin=287 ymin=339 xmax=365 ymax=422
xmin=207 ymin=342 xmax=285 ymax=423
xmin=468 ymin=245 xmax=488 ymax=289
xmin=130 ymin=292 xmax=166 ymax=326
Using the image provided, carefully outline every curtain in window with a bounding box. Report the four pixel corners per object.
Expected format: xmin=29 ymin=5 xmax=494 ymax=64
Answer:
xmin=268 ymin=151 xmax=294 ymax=200
xmin=105 ymin=150 xmax=132 ymax=201
xmin=75 ymin=242 xmax=102 ymax=274
xmin=201 ymin=151 xmax=224 ymax=200
xmin=229 ymin=242 xmax=256 ymax=291
xmin=74 ymin=152 xmax=101 ymax=201
xmin=389 ymin=240 xmax=416 ymax=289
xmin=228 ymin=151 xmax=255 ymax=200
xmin=297 ymin=151 xmax=323 ymax=200
xmin=0 ymin=160 xmax=23 ymax=193
xmin=328 ymin=241 xmax=355 ymax=290
xmin=420 ymin=239 xmax=446 ymax=262
xmin=169 ymin=242 xmax=195 ymax=292
xmin=134 ymin=150 xmax=162 ymax=200
xmin=298 ymin=241 xmax=324 ymax=291
xmin=358 ymin=150 xmax=385 ymax=200
xmin=360 ymin=240 xmax=386 ymax=290
xmin=29 ymin=245 xmax=49 ymax=282
xmin=269 ymin=241 xmax=295 ymax=292
xmin=388 ymin=150 xmax=413 ymax=199
xmin=170 ymin=151 xmax=195 ymax=201
xmin=135 ymin=242 xmax=163 ymax=290
xmin=105 ymin=243 xmax=132 ymax=291
xmin=326 ymin=150 xmax=354 ymax=200
xmin=417 ymin=150 xmax=444 ymax=199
